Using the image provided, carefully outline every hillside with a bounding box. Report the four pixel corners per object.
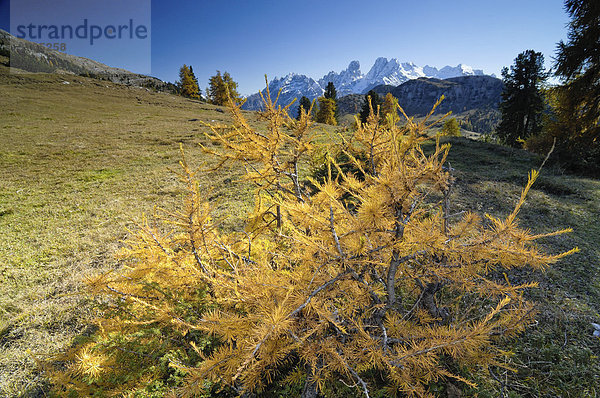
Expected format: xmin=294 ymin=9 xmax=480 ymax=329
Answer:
xmin=1 ymin=57 xmax=600 ymax=397
xmin=336 ymin=76 xmax=503 ymax=134
xmin=0 ymin=57 xmax=344 ymax=396
xmin=372 ymin=75 xmax=503 ymax=116
xmin=0 ymin=29 xmax=166 ymax=88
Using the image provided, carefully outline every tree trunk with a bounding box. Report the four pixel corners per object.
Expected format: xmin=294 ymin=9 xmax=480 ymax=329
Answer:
xmin=523 ymin=112 xmax=531 ymax=139
xmin=276 ymin=204 xmax=281 ymax=229
xmin=422 ymin=282 xmax=450 ymax=324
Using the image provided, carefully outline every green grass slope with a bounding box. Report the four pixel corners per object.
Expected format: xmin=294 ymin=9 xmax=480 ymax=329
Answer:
xmin=0 ymin=60 xmax=259 ymax=396
xmin=436 ymin=139 xmax=600 ymax=396
xmin=1 ymin=57 xmax=599 ymax=397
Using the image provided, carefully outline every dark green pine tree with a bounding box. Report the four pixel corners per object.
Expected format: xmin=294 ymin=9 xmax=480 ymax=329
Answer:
xmin=553 ymin=0 xmax=600 ymax=169
xmin=189 ymin=65 xmax=202 ymax=100
xmin=296 ymin=96 xmax=312 ymax=120
xmin=324 ymin=82 xmax=337 ymax=100
xmin=360 ymin=90 xmax=381 ymax=123
xmin=496 ymin=50 xmax=548 ymax=147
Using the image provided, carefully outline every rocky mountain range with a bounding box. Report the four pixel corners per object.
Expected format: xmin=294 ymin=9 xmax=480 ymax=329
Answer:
xmin=334 ymin=76 xmax=503 ymax=134
xmin=242 ymin=57 xmax=487 ymax=113
xmin=242 ymin=73 xmax=324 ymax=113
xmin=371 ymin=75 xmax=503 ymax=116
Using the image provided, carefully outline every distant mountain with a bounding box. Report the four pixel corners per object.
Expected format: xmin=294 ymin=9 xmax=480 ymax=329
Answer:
xmin=0 ymin=29 xmax=164 ymax=87
xmin=242 ymin=57 xmax=488 ymax=114
xmin=370 ymin=75 xmax=503 ymax=116
xmin=424 ymin=64 xmax=485 ymax=80
xmin=242 ymin=73 xmax=324 ymax=113
xmin=351 ymin=58 xmax=424 ymax=94
xmin=318 ymin=60 xmax=362 ymax=97
xmin=334 ymin=75 xmax=503 ymax=134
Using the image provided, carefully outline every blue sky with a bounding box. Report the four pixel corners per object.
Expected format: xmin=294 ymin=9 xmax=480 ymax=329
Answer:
xmin=1 ymin=0 xmax=570 ymax=95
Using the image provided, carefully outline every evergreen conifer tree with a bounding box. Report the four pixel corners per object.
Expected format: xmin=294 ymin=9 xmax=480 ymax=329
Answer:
xmin=209 ymin=71 xmax=241 ymax=105
xmin=324 ymin=82 xmax=337 ymax=100
xmin=297 ymin=96 xmax=312 ymax=120
xmin=222 ymin=72 xmax=242 ymax=103
xmin=550 ymin=0 xmax=600 ymax=174
xmin=323 ymin=82 xmax=339 ymax=122
xmin=189 ymin=65 xmax=201 ymax=100
xmin=496 ymin=50 xmax=548 ymax=147
xmin=381 ymin=92 xmax=399 ymax=124
xmin=360 ymin=90 xmax=381 ymax=123
xmin=315 ymin=97 xmax=337 ymax=125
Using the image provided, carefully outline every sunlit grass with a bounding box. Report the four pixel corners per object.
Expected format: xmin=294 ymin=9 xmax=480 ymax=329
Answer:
xmin=1 ymin=57 xmax=599 ymax=396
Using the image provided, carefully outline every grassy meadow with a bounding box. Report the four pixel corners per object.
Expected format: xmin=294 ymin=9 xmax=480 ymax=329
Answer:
xmin=1 ymin=56 xmax=600 ymax=396
xmin=0 ymin=59 xmax=269 ymax=396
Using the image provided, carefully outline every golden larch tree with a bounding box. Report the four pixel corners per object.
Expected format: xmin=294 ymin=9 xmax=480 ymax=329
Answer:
xmin=208 ymin=70 xmax=242 ymax=105
xmin=440 ymin=117 xmax=461 ymax=137
xmin=178 ymin=64 xmax=200 ymax=99
xmin=48 ymin=82 xmax=576 ymax=397
xmin=315 ymin=96 xmax=337 ymax=125
xmin=381 ymin=92 xmax=400 ymax=125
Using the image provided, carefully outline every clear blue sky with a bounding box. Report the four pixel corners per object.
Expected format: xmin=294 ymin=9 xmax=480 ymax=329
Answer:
xmin=1 ymin=0 xmax=570 ymax=95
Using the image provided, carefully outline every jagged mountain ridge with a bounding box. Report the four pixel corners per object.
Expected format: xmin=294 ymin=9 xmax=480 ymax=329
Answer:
xmin=318 ymin=60 xmax=362 ymax=97
xmin=242 ymin=73 xmax=324 ymax=114
xmin=242 ymin=57 xmax=486 ymax=113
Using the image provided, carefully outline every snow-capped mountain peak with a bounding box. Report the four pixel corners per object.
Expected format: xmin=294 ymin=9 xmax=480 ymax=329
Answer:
xmin=433 ymin=64 xmax=484 ymax=79
xmin=243 ymin=73 xmax=323 ymax=112
xmin=350 ymin=57 xmax=428 ymax=93
xmin=242 ymin=58 xmax=489 ymax=113
xmin=318 ymin=60 xmax=364 ymax=97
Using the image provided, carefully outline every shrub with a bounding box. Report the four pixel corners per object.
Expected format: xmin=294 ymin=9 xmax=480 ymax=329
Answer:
xmin=47 ymin=90 xmax=575 ymax=397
